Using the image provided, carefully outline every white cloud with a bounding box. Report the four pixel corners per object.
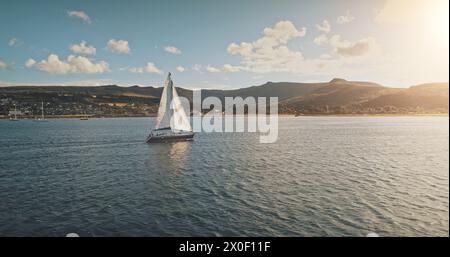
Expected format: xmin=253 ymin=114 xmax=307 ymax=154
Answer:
xmin=128 ymin=67 xmax=142 ymax=73
xmin=192 ymin=63 xmax=240 ymax=73
xmin=206 ymin=66 xmax=221 ymax=73
xmin=228 ymin=20 xmax=306 ymax=58
xmin=337 ymin=12 xmax=355 ymax=24
xmin=70 ymin=41 xmax=96 ymax=55
xmin=205 ymin=64 xmax=242 ymax=73
xmin=0 ymin=60 xmax=7 ymax=70
xmin=222 ymin=64 xmax=241 ymax=72
xmin=227 ymin=20 xmax=310 ymax=73
xmin=66 ymin=55 xmax=109 ymax=74
xmin=67 ymin=10 xmax=91 ymax=23
xmin=316 ymin=20 xmax=331 ymax=33
xmin=335 ymin=38 xmax=378 ymax=57
xmin=143 ymin=63 xmax=162 ymax=74
xmin=313 ymin=34 xmax=328 ymax=45
xmin=37 ymin=55 xmax=75 ymax=74
xmin=176 ymin=66 xmax=186 ymax=72
xmin=328 ymin=34 xmax=350 ymax=48
xmin=226 ymin=20 xmax=382 ymax=75
xmin=129 ymin=62 xmax=162 ymax=74
xmin=106 ymin=39 xmax=131 ymax=54
xmin=164 ymin=46 xmax=181 ymax=54
xmin=36 ymin=54 xmax=109 ymax=74
xmin=9 ymin=38 xmax=23 ymax=47
xmin=261 ymin=20 xmax=307 ymax=43
xmin=227 ymin=42 xmax=253 ymax=56
xmin=328 ymin=35 xmax=380 ymax=57
xmin=25 ymin=58 xmax=36 ymax=68
xmin=192 ymin=64 xmax=202 ymax=72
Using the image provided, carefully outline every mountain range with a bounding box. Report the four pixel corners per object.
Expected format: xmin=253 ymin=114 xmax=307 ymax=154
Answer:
xmin=0 ymin=78 xmax=448 ymax=117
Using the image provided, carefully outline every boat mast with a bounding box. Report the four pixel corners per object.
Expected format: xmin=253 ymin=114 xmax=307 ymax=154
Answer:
xmin=14 ymin=104 xmax=17 ymax=120
xmin=41 ymin=101 xmax=44 ymax=120
xmin=167 ymin=72 xmax=174 ymax=122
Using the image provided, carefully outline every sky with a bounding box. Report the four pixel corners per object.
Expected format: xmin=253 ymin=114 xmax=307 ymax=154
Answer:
xmin=0 ymin=0 xmax=448 ymax=89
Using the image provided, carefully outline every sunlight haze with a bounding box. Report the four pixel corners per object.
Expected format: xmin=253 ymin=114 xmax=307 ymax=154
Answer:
xmin=0 ymin=0 xmax=448 ymax=88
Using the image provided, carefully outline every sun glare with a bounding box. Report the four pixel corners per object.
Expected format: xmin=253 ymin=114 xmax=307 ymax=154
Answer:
xmin=425 ymin=0 xmax=449 ymax=46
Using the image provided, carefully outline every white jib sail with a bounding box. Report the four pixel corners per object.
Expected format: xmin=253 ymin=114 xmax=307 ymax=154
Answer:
xmin=171 ymin=86 xmax=192 ymax=132
xmin=155 ymin=74 xmax=173 ymax=129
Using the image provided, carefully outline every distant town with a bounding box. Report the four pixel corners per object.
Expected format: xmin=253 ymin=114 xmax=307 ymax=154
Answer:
xmin=0 ymin=79 xmax=448 ymax=119
xmin=0 ymin=95 xmax=158 ymax=119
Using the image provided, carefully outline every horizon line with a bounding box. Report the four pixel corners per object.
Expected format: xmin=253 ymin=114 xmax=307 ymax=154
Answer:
xmin=1 ymin=78 xmax=449 ymax=91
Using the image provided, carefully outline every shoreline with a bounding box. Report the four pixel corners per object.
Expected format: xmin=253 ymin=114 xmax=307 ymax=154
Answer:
xmin=0 ymin=113 xmax=448 ymax=120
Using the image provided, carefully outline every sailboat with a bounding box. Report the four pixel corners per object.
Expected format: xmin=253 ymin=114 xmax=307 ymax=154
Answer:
xmin=34 ymin=101 xmax=48 ymax=122
xmin=146 ymin=73 xmax=194 ymax=143
xmin=9 ymin=104 xmax=19 ymax=121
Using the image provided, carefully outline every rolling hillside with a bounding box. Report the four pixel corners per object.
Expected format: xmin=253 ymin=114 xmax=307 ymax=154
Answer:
xmin=0 ymin=79 xmax=448 ymax=117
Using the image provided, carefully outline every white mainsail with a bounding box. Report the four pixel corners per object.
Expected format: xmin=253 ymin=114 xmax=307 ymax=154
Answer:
xmin=171 ymin=86 xmax=192 ymax=132
xmin=155 ymin=73 xmax=192 ymax=132
xmin=155 ymin=74 xmax=173 ymax=129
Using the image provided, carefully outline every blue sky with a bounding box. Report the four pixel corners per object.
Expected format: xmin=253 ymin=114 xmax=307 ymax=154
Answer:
xmin=0 ymin=0 xmax=448 ymax=88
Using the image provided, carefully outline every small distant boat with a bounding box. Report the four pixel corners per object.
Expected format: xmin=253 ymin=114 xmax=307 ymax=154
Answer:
xmin=9 ymin=104 xmax=19 ymax=121
xmin=146 ymin=73 xmax=194 ymax=143
xmin=34 ymin=101 xmax=49 ymax=122
xmin=80 ymin=112 xmax=89 ymax=120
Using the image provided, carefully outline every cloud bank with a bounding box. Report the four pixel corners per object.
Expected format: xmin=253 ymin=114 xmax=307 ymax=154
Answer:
xmin=35 ymin=54 xmax=109 ymax=74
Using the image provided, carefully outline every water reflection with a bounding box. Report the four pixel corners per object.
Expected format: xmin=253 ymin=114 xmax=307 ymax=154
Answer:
xmin=146 ymin=141 xmax=192 ymax=172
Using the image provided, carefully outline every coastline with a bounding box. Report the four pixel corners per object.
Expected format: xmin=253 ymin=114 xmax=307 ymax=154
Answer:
xmin=1 ymin=113 xmax=448 ymax=120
